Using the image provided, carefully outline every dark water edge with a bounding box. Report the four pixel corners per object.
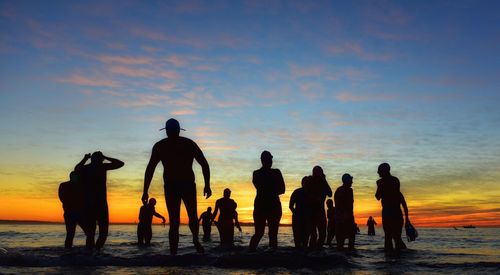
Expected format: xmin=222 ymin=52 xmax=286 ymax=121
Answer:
xmin=1 ymin=247 xmax=499 ymax=274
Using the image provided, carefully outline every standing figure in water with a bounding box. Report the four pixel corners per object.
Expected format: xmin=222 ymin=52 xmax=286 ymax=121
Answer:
xmin=198 ymin=207 xmax=213 ymax=241
xmin=249 ymin=151 xmax=286 ymax=251
xmin=325 ymin=199 xmax=336 ymax=247
xmin=75 ymin=152 xmax=124 ymax=251
xmin=309 ymin=166 xmax=332 ymax=248
xmin=58 ymin=171 xmax=86 ymax=249
xmin=334 ymin=173 xmax=356 ymax=250
xmin=375 ymin=163 xmax=410 ymax=252
xmin=137 ymin=198 xmax=166 ymax=246
xmin=142 ymin=118 xmax=211 ymax=255
xmin=367 ymin=216 xmax=377 ymax=236
xmin=212 ymin=188 xmax=241 ymax=247
xmin=289 ymin=176 xmax=311 ymax=248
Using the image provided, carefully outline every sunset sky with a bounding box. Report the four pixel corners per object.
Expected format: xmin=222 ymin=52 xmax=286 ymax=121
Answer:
xmin=1 ymin=0 xmax=499 ymax=227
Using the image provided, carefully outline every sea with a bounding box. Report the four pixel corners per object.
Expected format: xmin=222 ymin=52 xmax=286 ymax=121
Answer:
xmin=0 ymin=223 xmax=499 ymax=274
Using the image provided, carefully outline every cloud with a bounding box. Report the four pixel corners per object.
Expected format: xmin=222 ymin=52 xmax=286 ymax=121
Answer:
xmin=107 ymin=65 xmax=180 ymax=80
xmin=56 ymin=73 xmax=120 ymax=87
xmin=335 ymin=91 xmax=395 ymax=102
xmin=171 ymin=109 xmax=197 ymax=116
xmin=98 ymin=55 xmax=153 ymax=65
xmin=290 ymin=63 xmax=322 ymax=78
xmin=116 ymin=93 xmax=170 ymax=108
xmin=328 ymin=41 xmax=392 ymax=61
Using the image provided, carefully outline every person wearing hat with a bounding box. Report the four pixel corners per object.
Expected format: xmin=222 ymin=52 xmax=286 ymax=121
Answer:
xmin=137 ymin=198 xmax=166 ymax=246
xmin=334 ymin=173 xmax=356 ymax=250
xmin=375 ymin=163 xmax=410 ymax=252
xmin=75 ymin=151 xmax=124 ymax=251
xmin=249 ymin=150 xmax=286 ymax=251
xmin=142 ymin=118 xmax=211 ymax=255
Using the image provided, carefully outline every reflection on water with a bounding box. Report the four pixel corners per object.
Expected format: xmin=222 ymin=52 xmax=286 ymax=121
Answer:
xmin=0 ymin=224 xmax=499 ymax=274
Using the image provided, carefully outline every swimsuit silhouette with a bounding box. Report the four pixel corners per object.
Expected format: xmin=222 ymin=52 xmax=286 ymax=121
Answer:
xmin=58 ymin=171 xmax=87 ymax=249
xmin=375 ymin=163 xmax=410 ymax=252
xmin=308 ymin=166 xmax=332 ymax=248
xmin=249 ymin=151 xmax=285 ymax=251
xmin=142 ymin=118 xmax=211 ymax=255
xmin=367 ymin=216 xmax=377 ymax=236
xmin=75 ymin=151 xmax=124 ymax=251
xmin=212 ymin=188 xmax=241 ymax=247
xmin=289 ymin=176 xmax=312 ymax=248
xmin=334 ymin=173 xmax=356 ymax=250
xmin=137 ymin=198 xmax=166 ymax=246
xmin=198 ymin=207 xmax=213 ymax=241
xmin=325 ymin=199 xmax=336 ymax=246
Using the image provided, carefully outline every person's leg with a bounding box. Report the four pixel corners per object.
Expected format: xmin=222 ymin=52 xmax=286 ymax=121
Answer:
xmin=317 ymin=209 xmax=327 ymax=248
xmin=137 ymin=223 xmax=144 ymax=245
xmin=182 ymin=183 xmax=204 ymax=253
xmin=64 ymin=213 xmax=77 ymax=249
xmin=83 ymin=210 xmax=96 ymax=250
xmin=202 ymin=225 xmax=210 ymax=241
xmin=228 ymin=221 xmax=235 ymax=247
xmin=292 ymin=214 xmax=300 ymax=247
xmin=145 ymin=224 xmax=152 ymax=246
xmin=165 ymin=187 xmax=182 ymax=255
xmin=249 ymin=208 xmax=265 ymax=251
xmin=382 ymin=215 xmax=394 ymax=252
xmin=268 ymin=209 xmax=282 ymax=249
xmin=326 ymin=222 xmax=334 ymax=246
xmin=95 ymin=205 xmax=109 ymax=251
xmin=348 ymin=220 xmax=355 ymax=250
xmin=394 ymin=216 xmax=406 ymax=251
xmin=335 ymin=223 xmax=345 ymax=251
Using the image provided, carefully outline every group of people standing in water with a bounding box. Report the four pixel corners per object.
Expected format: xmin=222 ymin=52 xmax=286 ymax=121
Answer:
xmin=59 ymin=118 xmax=413 ymax=254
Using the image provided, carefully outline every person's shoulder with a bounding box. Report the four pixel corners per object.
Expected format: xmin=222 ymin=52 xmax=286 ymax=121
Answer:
xmin=376 ymin=178 xmax=384 ymax=185
xmin=153 ymin=138 xmax=168 ymax=148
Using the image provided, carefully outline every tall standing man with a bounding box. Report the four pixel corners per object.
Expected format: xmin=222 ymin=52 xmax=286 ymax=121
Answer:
xmin=142 ymin=118 xmax=211 ymax=255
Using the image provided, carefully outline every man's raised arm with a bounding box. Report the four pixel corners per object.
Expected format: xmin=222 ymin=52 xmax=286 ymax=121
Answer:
xmin=142 ymin=146 xmax=160 ymax=205
xmin=75 ymin=153 xmax=91 ymax=171
xmin=103 ymin=155 xmax=125 ymax=170
xmin=194 ymin=145 xmax=211 ymax=199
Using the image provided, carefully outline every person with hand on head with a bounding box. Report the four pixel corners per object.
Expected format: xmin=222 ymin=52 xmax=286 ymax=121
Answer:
xmin=142 ymin=118 xmax=211 ymax=255
xmin=75 ymin=151 xmax=124 ymax=251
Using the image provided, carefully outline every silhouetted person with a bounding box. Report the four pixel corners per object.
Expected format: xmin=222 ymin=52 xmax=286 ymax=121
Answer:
xmin=289 ymin=176 xmax=312 ymax=248
xmin=142 ymin=118 xmax=211 ymax=255
xmin=75 ymin=152 xmax=124 ymax=251
xmin=375 ymin=163 xmax=410 ymax=252
xmin=334 ymin=173 xmax=355 ymax=250
xmin=58 ymin=171 xmax=86 ymax=249
xmin=325 ymin=199 xmax=336 ymax=247
xmin=367 ymin=216 xmax=377 ymax=236
xmin=249 ymin=151 xmax=285 ymax=251
xmin=309 ymin=166 xmax=332 ymax=248
xmin=212 ymin=188 xmax=241 ymax=247
xmin=198 ymin=207 xmax=213 ymax=241
xmin=137 ymin=198 xmax=166 ymax=246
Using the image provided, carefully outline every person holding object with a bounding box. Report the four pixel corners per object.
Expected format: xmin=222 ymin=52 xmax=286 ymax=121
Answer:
xmin=375 ymin=163 xmax=410 ymax=252
xmin=142 ymin=118 xmax=211 ymax=255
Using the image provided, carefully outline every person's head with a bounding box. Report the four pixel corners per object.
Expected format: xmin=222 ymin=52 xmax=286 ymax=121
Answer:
xmin=301 ymin=175 xmax=310 ymax=188
xmin=207 ymin=207 xmax=212 ymax=213
xmin=223 ymin=188 xmax=231 ymax=198
xmin=377 ymin=163 xmax=391 ymax=178
xmin=69 ymin=171 xmax=79 ymax=182
xmin=312 ymin=166 xmax=324 ymax=177
xmin=342 ymin=173 xmax=353 ymax=187
xmin=91 ymin=151 xmax=104 ymax=164
xmin=260 ymin=150 xmax=273 ymax=168
xmin=369 ymin=216 xmax=373 ymax=220
xmin=148 ymin=198 xmax=157 ymax=206
xmin=162 ymin=118 xmax=184 ymax=138
xmin=326 ymin=199 xmax=333 ymax=208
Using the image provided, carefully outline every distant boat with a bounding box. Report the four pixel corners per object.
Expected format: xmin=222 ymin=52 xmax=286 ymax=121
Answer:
xmin=463 ymin=225 xmax=476 ymax=228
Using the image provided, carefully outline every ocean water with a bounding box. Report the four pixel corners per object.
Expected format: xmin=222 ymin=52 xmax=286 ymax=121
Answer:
xmin=0 ymin=223 xmax=499 ymax=274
